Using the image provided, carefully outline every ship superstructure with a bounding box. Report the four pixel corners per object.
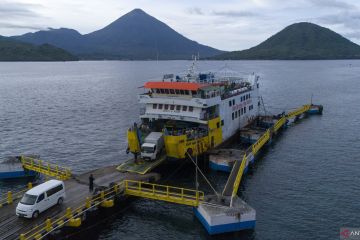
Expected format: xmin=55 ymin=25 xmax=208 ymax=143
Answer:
xmin=127 ymin=62 xmax=261 ymax=160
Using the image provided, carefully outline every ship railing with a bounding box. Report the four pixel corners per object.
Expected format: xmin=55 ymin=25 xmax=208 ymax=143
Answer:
xmin=200 ymin=113 xmax=219 ymax=121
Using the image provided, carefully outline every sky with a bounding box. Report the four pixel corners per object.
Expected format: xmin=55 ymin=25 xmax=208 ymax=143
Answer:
xmin=1 ymin=0 xmax=360 ymax=51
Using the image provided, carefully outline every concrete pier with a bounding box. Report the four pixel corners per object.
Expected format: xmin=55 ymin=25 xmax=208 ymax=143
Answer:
xmin=209 ymin=149 xmax=245 ymax=172
xmin=195 ymin=195 xmax=256 ymax=235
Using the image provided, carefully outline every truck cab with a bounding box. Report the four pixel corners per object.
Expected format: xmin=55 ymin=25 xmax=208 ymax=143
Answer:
xmin=140 ymin=132 xmax=164 ymax=161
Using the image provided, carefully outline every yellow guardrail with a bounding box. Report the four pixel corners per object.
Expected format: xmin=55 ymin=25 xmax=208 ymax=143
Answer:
xmin=274 ymin=116 xmax=286 ymax=132
xmin=21 ymin=156 xmax=71 ymax=180
xmin=125 ymin=180 xmax=204 ymax=207
xmin=252 ymin=129 xmax=270 ymax=155
xmin=0 ymin=182 xmax=34 ymax=208
xmin=20 ymin=181 xmax=125 ymax=240
xmin=286 ymin=104 xmax=311 ymax=119
xmin=230 ymin=154 xmax=247 ymax=200
xmin=229 ymin=104 xmax=313 ymax=202
xmin=20 ymin=179 xmax=204 ymax=239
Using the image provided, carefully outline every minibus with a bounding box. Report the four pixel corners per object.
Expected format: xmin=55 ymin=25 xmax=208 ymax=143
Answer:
xmin=16 ymin=180 xmax=66 ymax=218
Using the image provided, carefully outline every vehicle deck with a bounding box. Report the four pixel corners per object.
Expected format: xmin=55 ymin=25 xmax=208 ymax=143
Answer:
xmin=116 ymin=154 xmax=167 ymax=174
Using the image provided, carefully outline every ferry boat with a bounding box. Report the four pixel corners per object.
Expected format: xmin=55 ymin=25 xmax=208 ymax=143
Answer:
xmin=127 ymin=61 xmax=261 ymax=160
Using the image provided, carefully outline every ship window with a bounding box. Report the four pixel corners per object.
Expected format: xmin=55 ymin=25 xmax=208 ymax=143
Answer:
xmin=221 ymin=120 xmax=224 ymax=126
xmin=258 ymin=101 xmax=261 ymax=106
xmin=232 ymin=112 xmax=234 ymax=120
xmin=156 ymin=89 xmax=160 ymax=93
xmin=165 ymin=104 xmax=169 ymax=110
xmin=185 ymin=90 xmax=190 ymax=95
xmin=189 ymin=106 xmax=194 ymax=112
xmin=160 ymin=89 xmax=164 ymax=94
xmin=238 ymin=110 xmax=241 ymax=116
xmin=170 ymin=89 xmax=175 ymax=94
xmin=158 ymin=104 xmax=163 ymax=109
xmin=191 ymin=91 xmax=197 ymax=95
xmin=232 ymin=99 xmax=235 ymax=105
xmin=175 ymin=89 xmax=180 ymax=94
xmin=180 ymin=90 xmax=185 ymax=95
xmin=216 ymin=122 xmax=220 ymax=128
xmin=176 ymin=105 xmax=181 ymax=111
xmin=165 ymin=89 xmax=169 ymax=94
xmin=170 ymin=105 xmax=175 ymax=110
xmin=229 ymin=101 xmax=232 ymax=107
xmin=235 ymin=111 xmax=238 ymax=118
xmin=241 ymin=108 xmax=243 ymax=115
xmin=244 ymin=107 xmax=246 ymax=113
xmin=153 ymin=104 xmax=157 ymax=109
xmin=182 ymin=106 xmax=187 ymax=111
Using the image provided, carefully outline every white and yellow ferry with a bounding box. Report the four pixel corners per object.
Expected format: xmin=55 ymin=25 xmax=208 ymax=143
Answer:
xmin=127 ymin=61 xmax=261 ymax=160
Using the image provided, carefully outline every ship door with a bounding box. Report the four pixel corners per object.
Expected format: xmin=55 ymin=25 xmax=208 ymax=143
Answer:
xmin=211 ymin=136 xmax=214 ymax=147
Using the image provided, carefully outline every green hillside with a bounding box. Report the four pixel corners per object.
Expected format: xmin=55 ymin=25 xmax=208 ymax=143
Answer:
xmin=213 ymin=22 xmax=360 ymax=60
xmin=0 ymin=36 xmax=78 ymax=61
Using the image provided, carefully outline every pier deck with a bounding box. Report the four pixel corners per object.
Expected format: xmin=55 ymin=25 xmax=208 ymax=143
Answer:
xmin=0 ymin=166 xmax=159 ymax=240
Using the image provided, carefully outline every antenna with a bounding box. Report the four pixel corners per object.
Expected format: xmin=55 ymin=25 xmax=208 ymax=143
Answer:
xmin=310 ymin=93 xmax=313 ymax=105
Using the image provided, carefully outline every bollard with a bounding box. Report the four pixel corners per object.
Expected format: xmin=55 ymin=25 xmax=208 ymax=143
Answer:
xmin=7 ymin=191 xmax=13 ymax=204
xmin=19 ymin=234 xmax=25 ymax=240
xmin=85 ymin=197 xmax=91 ymax=209
xmin=67 ymin=217 xmax=81 ymax=227
xmin=100 ymin=199 xmax=114 ymax=208
xmin=66 ymin=207 xmax=72 ymax=219
xmin=45 ymin=219 xmax=53 ymax=232
xmin=28 ymin=182 xmax=33 ymax=190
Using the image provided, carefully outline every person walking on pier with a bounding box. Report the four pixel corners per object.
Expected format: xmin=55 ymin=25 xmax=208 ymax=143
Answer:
xmin=89 ymin=174 xmax=95 ymax=192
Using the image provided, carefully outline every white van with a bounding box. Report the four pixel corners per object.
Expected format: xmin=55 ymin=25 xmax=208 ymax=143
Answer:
xmin=16 ymin=180 xmax=66 ymax=218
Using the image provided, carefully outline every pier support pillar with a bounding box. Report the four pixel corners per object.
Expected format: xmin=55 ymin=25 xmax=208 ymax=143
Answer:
xmin=194 ymin=196 xmax=256 ymax=235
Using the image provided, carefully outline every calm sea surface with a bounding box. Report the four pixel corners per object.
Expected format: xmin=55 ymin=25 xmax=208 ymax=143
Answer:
xmin=0 ymin=60 xmax=359 ymax=240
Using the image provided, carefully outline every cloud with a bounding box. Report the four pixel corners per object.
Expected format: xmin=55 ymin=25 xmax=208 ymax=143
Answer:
xmin=317 ymin=11 xmax=360 ymax=29
xmin=212 ymin=10 xmax=258 ymax=18
xmin=0 ymin=22 xmax=45 ymax=30
xmin=0 ymin=1 xmax=42 ymax=18
xmin=308 ymin=0 xmax=356 ymax=10
xmin=186 ymin=7 xmax=203 ymax=15
xmin=344 ymin=31 xmax=360 ymax=39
